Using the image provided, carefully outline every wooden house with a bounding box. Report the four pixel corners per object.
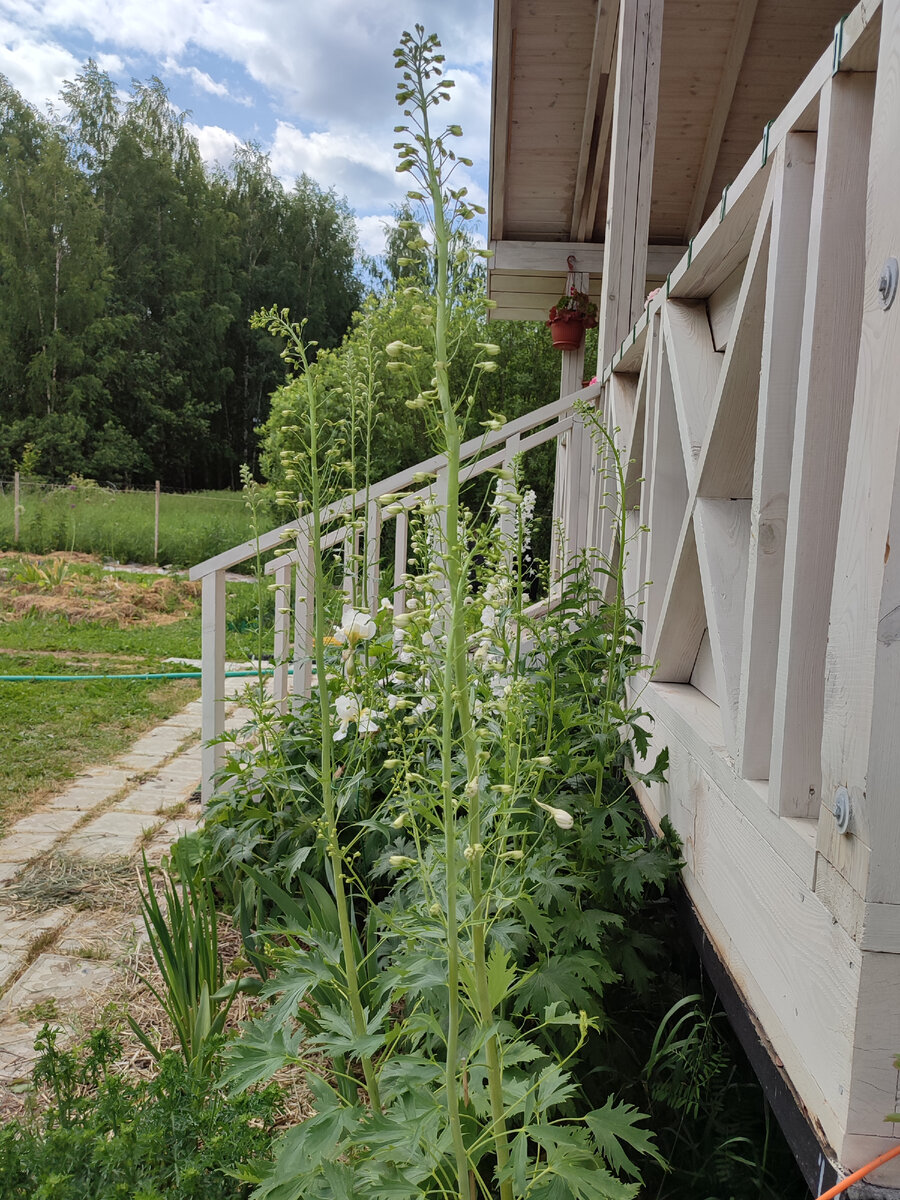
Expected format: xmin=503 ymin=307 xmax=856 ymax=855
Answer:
xmin=487 ymin=0 xmax=900 ymax=1191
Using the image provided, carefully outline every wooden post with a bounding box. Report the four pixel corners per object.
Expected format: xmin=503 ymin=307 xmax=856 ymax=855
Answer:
xmin=200 ymin=569 xmax=226 ymax=805
xmin=768 ymin=71 xmax=875 ymax=817
xmin=597 ymin=0 xmax=663 ymax=368
xmin=13 ymin=471 xmax=19 ymax=545
xmin=154 ymin=480 xmax=160 ymax=562
xmin=735 ymin=134 xmax=816 ymax=781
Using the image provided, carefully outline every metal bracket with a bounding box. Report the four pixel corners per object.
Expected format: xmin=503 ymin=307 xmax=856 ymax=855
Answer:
xmin=832 ymin=15 xmax=847 ymax=75
xmin=878 ymin=258 xmax=899 ymax=310
xmin=761 ymin=120 xmax=773 ymax=166
xmin=833 ymin=786 xmax=852 ymax=835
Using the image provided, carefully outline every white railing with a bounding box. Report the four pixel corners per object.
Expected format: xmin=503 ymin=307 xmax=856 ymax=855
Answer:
xmin=190 ymin=384 xmax=602 ymax=803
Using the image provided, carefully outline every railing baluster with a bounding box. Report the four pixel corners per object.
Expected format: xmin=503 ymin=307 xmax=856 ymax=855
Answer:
xmin=200 ymin=569 xmax=226 ymax=805
xmin=393 ymin=508 xmax=409 ymax=614
xmin=293 ymin=521 xmax=315 ymax=701
xmin=272 ymin=561 xmax=291 ymax=714
xmin=366 ymin=497 xmax=382 ymax=614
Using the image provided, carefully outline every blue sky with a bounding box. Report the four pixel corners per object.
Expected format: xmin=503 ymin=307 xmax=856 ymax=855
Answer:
xmin=0 ymin=0 xmax=494 ymax=254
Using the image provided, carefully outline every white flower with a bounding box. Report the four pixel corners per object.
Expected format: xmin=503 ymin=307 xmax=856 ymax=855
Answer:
xmin=335 ymin=605 xmax=376 ymax=647
xmin=334 ymin=694 xmax=360 ymax=740
xmin=413 ymin=694 xmax=437 ymax=718
xmin=421 ymin=631 xmax=435 ymax=648
xmin=380 ymin=597 xmax=394 ymax=612
xmin=333 ymin=693 xmax=380 ymax=740
xmin=391 ymin=812 xmax=407 ymax=829
xmin=387 ymin=693 xmax=402 ymax=710
xmin=358 ymin=710 xmax=381 ymax=736
xmin=535 ymin=800 xmax=574 ymax=830
xmin=481 ymin=605 xmax=496 ymax=628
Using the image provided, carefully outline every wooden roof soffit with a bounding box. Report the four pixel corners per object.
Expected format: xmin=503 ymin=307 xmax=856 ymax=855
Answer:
xmin=571 ymin=2 xmax=619 ymax=241
xmin=684 ymin=0 xmax=761 ymax=239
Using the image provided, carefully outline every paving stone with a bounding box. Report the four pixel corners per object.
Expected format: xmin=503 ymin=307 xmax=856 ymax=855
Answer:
xmin=0 ymin=1024 xmax=44 ymax=1083
xmin=46 ymin=771 xmax=131 ymax=811
xmin=144 ymin=813 xmax=202 ymax=859
xmin=2 ymin=954 xmax=119 ymax=1020
xmin=113 ymin=780 xmax=191 ymax=816
xmin=0 ymin=863 xmax=21 ymax=885
xmin=0 ymin=949 xmax=25 ymax=990
xmin=56 ymin=911 xmax=144 ymax=960
xmin=66 ymin=811 xmax=159 ymax=860
xmin=0 ymin=908 xmax=70 ymax=954
xmin=0 ymin=830 xmax=62 ymax=864
xmin=115 ymin=750 xmax=169 ymax=770
xmin=10 ymin=810 xmax=85 ymax=838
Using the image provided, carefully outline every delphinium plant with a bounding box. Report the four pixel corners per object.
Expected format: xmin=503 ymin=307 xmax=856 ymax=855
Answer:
xmin=210 ymin=26 xmax=679 ymax=1200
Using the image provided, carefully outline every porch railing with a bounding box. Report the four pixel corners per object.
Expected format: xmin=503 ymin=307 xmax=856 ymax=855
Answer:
xmin=190 ymin=383 xmax=602 ymax=803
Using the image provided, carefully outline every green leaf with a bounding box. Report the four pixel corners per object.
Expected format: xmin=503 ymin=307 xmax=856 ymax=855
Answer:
xmin=220 ymin=1011 xmax=303 ymax=1093
xmin=584 ymin=1097 xmax=666 ymax=1181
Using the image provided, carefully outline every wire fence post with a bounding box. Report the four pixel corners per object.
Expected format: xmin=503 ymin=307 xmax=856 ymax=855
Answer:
xmin=13 ymin=472 xmax=19 ymax=545
xmin=154 ymin=480 xmax=160 ymax=561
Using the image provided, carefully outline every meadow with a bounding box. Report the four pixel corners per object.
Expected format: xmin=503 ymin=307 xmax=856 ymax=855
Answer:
xmin=0 ymin=480 xmax=278 ymax=569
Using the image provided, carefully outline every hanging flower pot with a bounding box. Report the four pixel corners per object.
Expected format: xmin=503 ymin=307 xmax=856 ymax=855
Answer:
xmin=546 ymin=287 xmax=598 ymax=351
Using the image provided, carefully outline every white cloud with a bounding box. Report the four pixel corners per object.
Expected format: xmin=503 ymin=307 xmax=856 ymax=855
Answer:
xmin=270 ymin=122 xmax=402 ymax=212
xmin=0 ymin=20 xmax=80 ymax=108
xmin=94 ymin=51 xmax=124 ymax=73
xmin=162 ymin=56 xmax=251 ymax=104
xmin=185 ymin=120 xmax=241 ymax=168
xmin=356 ymin=214 xmax=392 ymax=258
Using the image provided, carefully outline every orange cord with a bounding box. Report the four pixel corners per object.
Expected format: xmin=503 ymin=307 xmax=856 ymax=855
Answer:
xmin=815 ymin=1143 xmax=900 ymax=1200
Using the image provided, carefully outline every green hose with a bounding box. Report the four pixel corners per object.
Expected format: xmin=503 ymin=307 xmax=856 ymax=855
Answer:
xmin=0 ymin=668 xmax=281 ymax=683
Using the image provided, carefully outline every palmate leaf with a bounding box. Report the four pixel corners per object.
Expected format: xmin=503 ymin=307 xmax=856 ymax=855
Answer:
xmin=220 ymin=1010 xmax=303 ymax=1093
xmin=518 ymin=1123 xmax=638 ymax=1200
xmin=584 ymin=1097 xmax=666 ymax=1181
xmin=514 ymin=952 xmax=618 ymax=1016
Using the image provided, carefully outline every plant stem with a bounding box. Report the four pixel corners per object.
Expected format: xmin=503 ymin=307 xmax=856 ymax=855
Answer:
xmin=416 ymin=67 xmax=513 ymax=1200
xmin=303 ymin=355 xmax=381 ymax=1114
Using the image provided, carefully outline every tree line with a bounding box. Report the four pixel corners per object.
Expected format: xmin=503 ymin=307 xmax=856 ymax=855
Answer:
xmin=0 ymin=63 xmax=361 ymax=489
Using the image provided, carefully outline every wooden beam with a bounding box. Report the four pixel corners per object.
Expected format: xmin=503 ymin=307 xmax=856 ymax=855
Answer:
xmin=571 ymin=1 xmax=618 ymax=239
xmin=769 ymin=71 xmax=876 ymax=819
xmin=489 ymin=0 xmax=513 ymax=243
xmin=578 ymin=46 xmax=618 ymax=242
xmin=684 ymin=0 xmax=760 ymax=239
xmin=597 ymin=0 xmax=664 ymax=368
xmin=736 ymin=134 xmax=816 ymax=781
xmin=488 ymin=239 xmax=685 ymax=275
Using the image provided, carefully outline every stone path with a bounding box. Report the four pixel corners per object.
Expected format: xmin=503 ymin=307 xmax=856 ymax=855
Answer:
xmin=0 ymin=679 xmax=250 ymax=1089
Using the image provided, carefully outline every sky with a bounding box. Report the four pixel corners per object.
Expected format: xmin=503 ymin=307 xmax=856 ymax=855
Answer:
xmin=0 ymin=0 xmax=494 ymax=256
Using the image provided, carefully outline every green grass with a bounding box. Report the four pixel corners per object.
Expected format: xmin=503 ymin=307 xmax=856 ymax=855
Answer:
xmin=0 ymin=558 xmax=275 ymax=830
xmin=0 ymin=481 xmax=281 ymax=569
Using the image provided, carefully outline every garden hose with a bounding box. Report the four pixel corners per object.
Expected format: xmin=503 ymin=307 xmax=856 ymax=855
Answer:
xmin=816 ymin=1143 xmax=900 ymax=1199
xmin=0 ymin=668 xmax=281 ymax=682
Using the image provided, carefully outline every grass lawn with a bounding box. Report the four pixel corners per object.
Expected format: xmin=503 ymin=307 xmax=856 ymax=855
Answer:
xmin=0 ymin=554 xmax=272 ymax=830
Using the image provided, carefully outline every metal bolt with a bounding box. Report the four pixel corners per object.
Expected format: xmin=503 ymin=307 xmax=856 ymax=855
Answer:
xmin=878 ymin=258 xmax=898 ymax=310
xmin=833 ymin=786 xmax=852 ymax=835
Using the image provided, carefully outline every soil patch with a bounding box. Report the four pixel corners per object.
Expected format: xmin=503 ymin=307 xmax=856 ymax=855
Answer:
xmin=0 ymin=554 xmax=200 ymax=627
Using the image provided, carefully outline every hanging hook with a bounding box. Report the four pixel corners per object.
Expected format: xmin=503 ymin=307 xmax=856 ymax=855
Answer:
xmin=566 ymin=254 xmax=577 ymax=272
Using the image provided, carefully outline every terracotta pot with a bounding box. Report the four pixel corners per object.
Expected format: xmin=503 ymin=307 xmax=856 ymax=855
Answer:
xmin=547 ymin=314 xmax=588 ymax=351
